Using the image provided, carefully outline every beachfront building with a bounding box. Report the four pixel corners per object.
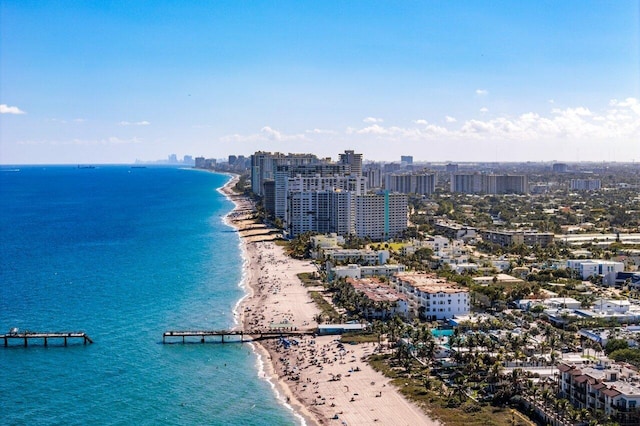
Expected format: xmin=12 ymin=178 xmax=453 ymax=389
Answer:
xmin=251 ymin=151 xmax=321 ymax=196
xmin=323 ymin=248 xmax=390 ymax=265
xmin=346 ymin=277 xmax=409 ymax=319
xmin=558 ymin=361 xmax=640 ymax=426
xmin=274 ymin=164 xmax=360 ymax=220
xmin=310 ymin=234 xmax=345 ymax=251
xmin=329 ymin=263 xmax=406 ymax=281
xmin=287 ymin=189 xmax=356 ymax=237
xmin=355 ymin=192 xmax=408 ymax=241
xmin=390 ymin=272 xmax=469 ymax=320
xmin=566 ymin=259 xmax=625 ymax=286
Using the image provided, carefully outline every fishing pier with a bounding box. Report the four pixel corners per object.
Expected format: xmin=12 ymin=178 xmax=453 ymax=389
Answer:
xmin=162 ymin=329 xmax=314 ymax=344
xmin=2 ymin=330 xmax=93 ymax=347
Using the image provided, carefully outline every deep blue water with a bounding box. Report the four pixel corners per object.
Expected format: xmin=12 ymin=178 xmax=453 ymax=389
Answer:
xmin=0 ymin=165 xmax=297 ymax=425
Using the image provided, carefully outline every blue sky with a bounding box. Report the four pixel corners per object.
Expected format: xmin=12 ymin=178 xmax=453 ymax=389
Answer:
xmin=1 ymin=1 xmax=638 ymax=164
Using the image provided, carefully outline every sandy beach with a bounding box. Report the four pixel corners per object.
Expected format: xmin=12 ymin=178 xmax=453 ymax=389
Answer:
xmin=221 ymin=175 xmax=440 ymax=426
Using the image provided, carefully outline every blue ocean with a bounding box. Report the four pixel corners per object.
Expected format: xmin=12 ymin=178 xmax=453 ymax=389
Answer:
xmin=0 ymin=166 xmax=298 ymax=425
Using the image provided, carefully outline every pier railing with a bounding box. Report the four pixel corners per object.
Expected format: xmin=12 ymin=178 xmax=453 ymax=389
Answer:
xmin=162 ymin=329 xmax=314 ymax=344
xmin=2 ymin=331 xmax=93 ymax=347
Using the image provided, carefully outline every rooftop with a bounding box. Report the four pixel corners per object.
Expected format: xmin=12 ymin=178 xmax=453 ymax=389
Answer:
xmin=347 ymin=277 xmax=407 ymax=303
xmin=394 ymin=272 xmax=467 ymax=294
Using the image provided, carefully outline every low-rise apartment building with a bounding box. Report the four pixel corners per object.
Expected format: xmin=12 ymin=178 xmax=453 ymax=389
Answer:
xmin=480 ymin=230 xmax=555 ymax=248
xmin=391 ymin=272 xmax=469 ymax=320
xmin=346 ymin=277 xmax=409 ymax=319
xmin=566 ymin=259 xmax=625 ymax=286
xmin=558 ymin=362 xmax=640 ymax=426
xmin=330 ymin=263 xmax=406 ymax=281
xmin=324 ymin=248 xmax=390 ymax=265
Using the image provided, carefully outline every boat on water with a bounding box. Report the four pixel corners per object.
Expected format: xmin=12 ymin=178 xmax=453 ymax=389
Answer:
xmin=77 ymin=165 xmax=96 ymax=169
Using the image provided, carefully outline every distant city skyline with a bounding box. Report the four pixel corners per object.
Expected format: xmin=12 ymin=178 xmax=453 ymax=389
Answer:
xmin=1 ymin=1 xmax=638 ymax=164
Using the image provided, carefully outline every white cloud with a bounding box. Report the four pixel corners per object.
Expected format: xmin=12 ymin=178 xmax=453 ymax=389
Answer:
xmin=305 ymin=128 xmax=336 ymax=134
xmin=261 ymin=126 xmax=307 ymax=141
xmin=610 ymin=97 xmax=640 ymax=115
xmin=1 ymin=104 xmax=26 ymax=114
xmin=341 ymin=97 xmax=640 ymax=144
xmin=218 ymin=97 xmax=640 ymax=158
xmin=119 ymin=120 xmax=150 ymax=126
xmin=479 ymin=107 xmax=489 ymax=113
xmin=475 ymin=89 xmax=488 ymax=96
xmin=552 ymin=106 xmax=592 ymax=117
xmin=46 ymin=117 xmax=86 ymax=124
xmin=221 ymin=126 xmax=308 ymax=143
xmin=363 ymin=117 xmax=383 ymax=123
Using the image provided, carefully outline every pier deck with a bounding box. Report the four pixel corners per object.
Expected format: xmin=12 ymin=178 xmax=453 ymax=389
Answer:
xmin=162 ymin=329 xmax=314 ymax=344
xmin=2 ymin=331 xmax=93 ymax=347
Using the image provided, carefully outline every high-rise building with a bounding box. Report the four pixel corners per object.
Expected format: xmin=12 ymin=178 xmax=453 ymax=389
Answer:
xmin=400 ymin=155 xmax=413 ymax=165
xmin=552 ymin=163 xmax=569 ymax=173
xmin=339 ymin=150 xmax=363 ymax=176
xmin=385 ymin=173 xmax=436 ymax=195
xmin=362 ymin=167 xmax=382 ymax=189
xmin=262 ymin=180 xmax=276 ymax=217
xmin=287 ymin=190 xmax=355 ymax=237
xmin=571 ymin=179 xmax=601 ymax=191
xmin=450 ymin=173 xmax=482 ymax=193
xmin=450 ymin=173 xmax=528 ymax=194
xmin=273 ymin=163 xmax=357 ymax=220
xmin=250 ymin=152 xmax=319 ymax=196
xmin=355 ymin=192 xmax=408 ymax=241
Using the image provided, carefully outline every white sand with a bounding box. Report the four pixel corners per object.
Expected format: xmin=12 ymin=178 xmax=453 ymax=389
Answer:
xmin=221 ymin=176 xmax=440 ymax=426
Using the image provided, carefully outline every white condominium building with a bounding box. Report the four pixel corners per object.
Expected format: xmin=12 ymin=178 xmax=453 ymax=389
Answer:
xmin=571 ymin=178 xmax=601 ymax=191
xmin=355 ymin=192 xmax=408 ymax=241
xmin=385 ymin=172 xmax=436 ymax=195
xmin=391 ymin=272 xmax=469 ymax=320
xmin=287 ymin=189 xmax=355 ymax=237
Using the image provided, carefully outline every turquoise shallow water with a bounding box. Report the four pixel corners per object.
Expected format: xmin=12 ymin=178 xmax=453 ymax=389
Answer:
xmin=0 ymin=165 xmax=297 ymax=425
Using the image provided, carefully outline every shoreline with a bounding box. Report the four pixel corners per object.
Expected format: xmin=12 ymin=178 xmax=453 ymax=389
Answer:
xmin=219 ymin=174 xmax=319 ymax=426
xmin=218 ymin=173 xmax=440 ymax=426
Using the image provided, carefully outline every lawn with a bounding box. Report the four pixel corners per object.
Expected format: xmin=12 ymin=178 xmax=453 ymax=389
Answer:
xmin=368 ymin=354 xmax=536 ymax=426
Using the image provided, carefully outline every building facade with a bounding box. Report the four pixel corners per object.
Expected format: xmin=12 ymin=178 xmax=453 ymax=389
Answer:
xmin=384 ymin=172 xmax=436 ymax=195
xmin=558 ymin=362 xmax=640 ymax=426
xmin=450 ymin=173 xmax=528 ymax=194
xmin=355 ymin=192 xmax=408 ymax=241
xmin=391 ymin=272 xmax=469 ymax=320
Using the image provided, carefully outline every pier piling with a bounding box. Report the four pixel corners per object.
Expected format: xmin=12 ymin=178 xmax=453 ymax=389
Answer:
xmin=2 ymin=331 xmax=93 ymax=348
